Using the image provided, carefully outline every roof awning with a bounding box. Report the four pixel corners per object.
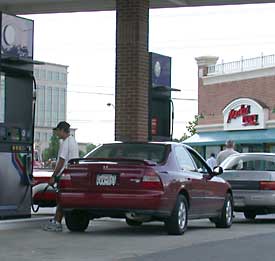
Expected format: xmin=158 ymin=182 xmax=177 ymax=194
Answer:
xmin=183 ymin=129 xmax=275 ymax=146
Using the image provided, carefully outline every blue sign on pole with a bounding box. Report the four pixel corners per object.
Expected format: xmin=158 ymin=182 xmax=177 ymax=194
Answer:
xmin=150 ymin=52 xmax=171 ymax=88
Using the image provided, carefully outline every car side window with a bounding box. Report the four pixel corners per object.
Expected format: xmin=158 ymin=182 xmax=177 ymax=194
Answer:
xmin=242 ymin=160 xmax=267 ymax=171
xmin=175 ymin=146 xmax=196 ymax=171
xmin=187 ymin=148 xmax=210 ymax=173
xmin=229 ymin=159 xmax=266 ymax=171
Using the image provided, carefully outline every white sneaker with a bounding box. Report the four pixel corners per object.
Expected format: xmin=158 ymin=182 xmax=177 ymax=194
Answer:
xmin=43 ymin=219 xmax=62 ymax=232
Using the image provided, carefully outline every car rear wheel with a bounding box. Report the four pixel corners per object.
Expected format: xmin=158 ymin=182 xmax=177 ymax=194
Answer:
xmin=244 ymin=211 xmax=256 ymax=220
xmin=165 ymin=195 xmax=188 ymax=235
xmin=125 ymin=218 xmax=143 ymax=226
xmin=65 ymin=210 xmax=90 ymax=232
xmin=214 ymin=193 xmax=233 ymax=228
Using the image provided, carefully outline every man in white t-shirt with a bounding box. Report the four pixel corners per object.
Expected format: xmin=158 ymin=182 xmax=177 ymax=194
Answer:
xmin=44 ymin=121 xmax=79 ymax=232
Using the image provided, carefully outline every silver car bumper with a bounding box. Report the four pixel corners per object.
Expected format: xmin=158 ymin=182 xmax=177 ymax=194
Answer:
xmin=233 ymin=189 xmax=275 ymax=207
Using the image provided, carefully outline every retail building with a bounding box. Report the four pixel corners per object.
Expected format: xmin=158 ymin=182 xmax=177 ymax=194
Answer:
xmin=184 ymin=54 xmax=275 ymax=158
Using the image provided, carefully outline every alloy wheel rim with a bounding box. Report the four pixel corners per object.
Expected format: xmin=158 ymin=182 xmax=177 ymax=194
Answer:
xmin=225 ymin=199 xmax=232 ymax=224
xmin=178 ymin=202 xmax=186 ymax=229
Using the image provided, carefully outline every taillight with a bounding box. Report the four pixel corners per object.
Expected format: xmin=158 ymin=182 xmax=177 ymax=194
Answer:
xmin=59 ymin=172 xmax=72 ymax=189
xmin=142 ymin=169 xmax=163 ymax=191
xmin=260 ymin=181 xmax=275 ymax=190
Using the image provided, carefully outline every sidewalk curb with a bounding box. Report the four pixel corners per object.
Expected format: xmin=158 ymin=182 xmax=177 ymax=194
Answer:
xmin=0 ymin=216 xmax=51 ymax=230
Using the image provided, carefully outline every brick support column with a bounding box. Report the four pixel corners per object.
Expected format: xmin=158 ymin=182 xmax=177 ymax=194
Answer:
xmin=115 ymin=0 xmax=149 ymax=141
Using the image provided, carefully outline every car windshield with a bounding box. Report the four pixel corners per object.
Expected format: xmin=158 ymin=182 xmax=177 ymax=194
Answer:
xmin=85 ymin=143 xmax=167 ymax=164
xmin=221 ymin=155 xmax=275 ymax=171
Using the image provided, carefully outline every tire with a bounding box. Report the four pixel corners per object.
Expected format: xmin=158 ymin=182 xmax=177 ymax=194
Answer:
xmin=65 ymin=210 xmax=90 ymax=232
xmin=125 ymin=218 xmax=142 ymax=226
xmin=244 ymin=211 xmax=256 ymax=220
xmin=214 ymin=193 xmax=233 ymax=228
xmin=165 ymin=195 xmax=188 ymax=235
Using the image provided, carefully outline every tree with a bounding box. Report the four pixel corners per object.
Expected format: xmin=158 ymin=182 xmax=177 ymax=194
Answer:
xmin=176 ymin=114 xmax=203 ymax=142
xmin=43 ymin=137 xmax=97 ymax=160
xmin=86 ymin=143 xmax=96 ymax=153
xmin=186 ymin=114 xmax=202 ymax=136
xmin=79 ymin=150 xmax=86 ymax=158
xmin=79 ymin=143 xmax=97 ymax=158
xmin=42 ymin=134 xmax=60 ymax=161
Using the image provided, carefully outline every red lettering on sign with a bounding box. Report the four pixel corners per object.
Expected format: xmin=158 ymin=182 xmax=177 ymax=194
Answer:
xmin=227 ymin=105 xmax=250 ymax=123
xmin=242 ymin=114 xmax=258 ymax=126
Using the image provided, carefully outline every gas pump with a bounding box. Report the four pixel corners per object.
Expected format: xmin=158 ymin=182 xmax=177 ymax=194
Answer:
xmin=0 ymin=13 xmax=35 ymax=218
xmin=149 ymin=52 xmax=180 ymax=141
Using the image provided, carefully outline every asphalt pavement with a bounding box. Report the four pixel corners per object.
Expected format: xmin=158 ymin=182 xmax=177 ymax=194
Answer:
xmin=121 ymin=232 xmax=275 ymax=261
xmin=0 ymin=212 xmax=275 ymax=261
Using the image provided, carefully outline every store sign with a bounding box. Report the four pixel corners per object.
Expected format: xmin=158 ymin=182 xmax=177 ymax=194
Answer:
xmin=223 ymin=98 xmax=268 ymax=131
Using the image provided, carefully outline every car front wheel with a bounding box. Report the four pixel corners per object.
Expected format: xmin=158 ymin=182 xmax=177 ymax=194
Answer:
xmin=65 ymin=210 xmax=90 ymax=232
xmin=165 ymin=194 xmax=188 ymax=235
xmin=214 ymin=193 xmax=233 ymax=228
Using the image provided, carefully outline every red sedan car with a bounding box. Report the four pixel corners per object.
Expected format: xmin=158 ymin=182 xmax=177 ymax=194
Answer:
xmin=58 ymin=142 xmax=233 ymax=235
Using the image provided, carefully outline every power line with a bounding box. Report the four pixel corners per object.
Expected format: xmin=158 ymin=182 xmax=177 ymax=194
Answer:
xmin=172 ymin=97 xmax=197 ymax=101
xmin=67 ymin=90 xmax=114 ymax=96
xmin=69 ymin=83 xmax=114 ymax=89
xmin=36 ymin=87 xmax=198 ymax=99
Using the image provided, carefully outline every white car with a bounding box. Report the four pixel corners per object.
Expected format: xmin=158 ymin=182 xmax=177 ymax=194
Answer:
xmin=220 ymin=153 xmax=275 ymax=219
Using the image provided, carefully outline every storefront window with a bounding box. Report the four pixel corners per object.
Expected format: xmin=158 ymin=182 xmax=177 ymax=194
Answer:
xmin=205 ymin=146 xmax=220 ymax=160
xmin=268 ymin=145 xmax=275 ymax=153
xmin=237 ymin=144 xmax=264 ymax=153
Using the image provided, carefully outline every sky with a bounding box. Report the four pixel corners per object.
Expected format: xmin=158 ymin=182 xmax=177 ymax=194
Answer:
xmin=24 ymin=3 xmax=275 ymax=144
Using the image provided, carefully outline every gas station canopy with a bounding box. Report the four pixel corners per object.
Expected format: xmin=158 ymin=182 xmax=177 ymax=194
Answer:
xmin=0 ymin=0 xmax=274 ymax=14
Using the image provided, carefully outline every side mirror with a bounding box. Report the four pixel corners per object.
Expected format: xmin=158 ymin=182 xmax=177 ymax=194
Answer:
xmin=212 ymin=166 xmax=223 ymax=176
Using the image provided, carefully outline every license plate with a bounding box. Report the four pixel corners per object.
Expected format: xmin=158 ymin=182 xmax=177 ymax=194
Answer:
xmin=96 ymin=174 xmax=117 ymax=186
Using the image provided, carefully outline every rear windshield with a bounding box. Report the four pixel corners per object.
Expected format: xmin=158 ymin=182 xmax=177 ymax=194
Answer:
xmin=85 ymin=143 xmax=167 ymax=164
xmin=221 ymin=156 xmax=275 ymax=171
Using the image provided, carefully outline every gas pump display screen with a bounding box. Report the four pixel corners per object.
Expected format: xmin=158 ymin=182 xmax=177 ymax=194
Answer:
xmin=5 ymin=76 xmax=33 ymax=142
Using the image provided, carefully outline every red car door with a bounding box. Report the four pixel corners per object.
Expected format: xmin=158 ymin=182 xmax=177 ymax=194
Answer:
xmin=174 ymin=146 xmax=207 ymax=216
xmin=187 ymin=148 xmax=225 ymax=214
